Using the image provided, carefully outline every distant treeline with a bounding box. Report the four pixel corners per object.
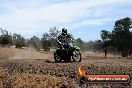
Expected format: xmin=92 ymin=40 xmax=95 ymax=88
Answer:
xmin=0 ymin=27 xmax=60 ymax=51
xmin=95 ymin=17 xmax=132 ymax=57
xmin=0 ymin=27 xmax=87 ymax=51
xmin=0 ymin=17 xmax=132 ymax=57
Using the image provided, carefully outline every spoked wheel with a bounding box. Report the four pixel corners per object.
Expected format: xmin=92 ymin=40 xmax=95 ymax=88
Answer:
xmin=54 ymin=52 xmax=62 ymax=62
xmin=72 ymin=50 xmax=82 ymax=62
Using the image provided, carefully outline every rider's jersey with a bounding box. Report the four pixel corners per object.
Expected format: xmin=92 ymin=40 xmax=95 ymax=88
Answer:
xmin=57 ymin=33 xmax=72 ymax=43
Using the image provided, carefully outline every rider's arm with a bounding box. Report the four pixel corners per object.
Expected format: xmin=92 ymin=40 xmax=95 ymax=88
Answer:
xmin=57 ymin=34 xmax=62 ymax=44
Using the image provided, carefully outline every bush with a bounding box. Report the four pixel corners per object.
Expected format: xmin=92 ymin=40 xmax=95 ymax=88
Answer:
xmin=41 ymin=40 xmax=50 ymax=51
xmin=15 ymin=40 xmax=25 ymax=48
xmin=0 ymin=34 xmax=12 ymax=47
xmin=12 ymin=33 xmax=25 ymax=48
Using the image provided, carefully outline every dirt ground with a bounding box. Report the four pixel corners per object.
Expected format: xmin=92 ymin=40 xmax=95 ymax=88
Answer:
xmin=0 ymin=47 xmax=132 ymax=88
xmin=9 ymin=47 xmax=53 ymax=60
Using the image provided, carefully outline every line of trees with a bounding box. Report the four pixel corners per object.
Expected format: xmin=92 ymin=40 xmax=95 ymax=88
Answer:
xmin=1 ymin=17 xmax=131 ymax=57
xmin=0 ymin=27 xmax=61 ymax=51
xmin=0 ymin=27 xmax=89 ymax=51
xmin=26 ymin=27 xmax=61 ymax=51
xmin=98 ymin=17 xmax=132 ymax=57
xmin=0 ymin=28 xmax=25 ymax=48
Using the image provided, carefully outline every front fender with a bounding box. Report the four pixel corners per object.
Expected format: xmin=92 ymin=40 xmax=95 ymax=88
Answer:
xmin=72 ymin=45 xmax=80 ymax=50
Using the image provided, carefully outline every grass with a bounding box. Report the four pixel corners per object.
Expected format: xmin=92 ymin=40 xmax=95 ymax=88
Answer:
xmin=0 ymin=47 xmax=14 ymax=59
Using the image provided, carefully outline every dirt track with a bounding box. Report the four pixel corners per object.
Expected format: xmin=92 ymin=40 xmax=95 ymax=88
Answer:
xmin=0 ymin=48 xmax=132 ymax=88
xmin=9 ymin=48 xmax=53 ymax=60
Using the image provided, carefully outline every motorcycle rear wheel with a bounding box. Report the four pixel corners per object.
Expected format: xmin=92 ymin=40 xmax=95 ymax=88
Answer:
xmin=54 ymin=52 xmax=62 ymax=62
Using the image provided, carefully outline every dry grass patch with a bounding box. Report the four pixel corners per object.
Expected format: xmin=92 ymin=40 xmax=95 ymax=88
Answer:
xmin=0 ymin=47 xmax=14 ymax=59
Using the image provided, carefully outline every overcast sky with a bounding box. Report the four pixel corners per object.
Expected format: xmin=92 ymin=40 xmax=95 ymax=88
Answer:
xmin=0 ymin=0 xmax=132 ymax=41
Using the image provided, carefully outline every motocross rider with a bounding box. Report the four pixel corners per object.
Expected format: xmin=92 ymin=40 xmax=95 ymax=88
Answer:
xmin=57 ymin=28 xmax=73 ymax=49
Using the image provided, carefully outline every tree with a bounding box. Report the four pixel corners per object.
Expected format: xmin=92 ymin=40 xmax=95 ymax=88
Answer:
xmin=48 ymin=27 xmax=61 ymax=48
xmin=100 ymin=30 xmax=111 ymax=41
xmin=41 ymin=32 xmax=50 ymax=51
xmin=0 ymin=29 xmax=12 ymax=47
xmin=93 ymin=40 xmax=102 ymax=51
xmin=15 ymin=39 xmax=25 ymax=48
xmin=29 ymin=36 xmax=41 ymax=51
xmin=128 ymin=32 xmax=132 ymax=56
xmin=13 ymin=33 xmax=25 ymax=48
xmin=76 ymin=38 xmax=83 ymax=45
xmin=112 ymin=17 xmax=132 ymax=57
xmin=100 ymin=30 xmax=111 ymax=57
xmin=85 ymin=41 xmax=95 ymax=51
xmin=49 ymin=27 xmax=60 ymax=39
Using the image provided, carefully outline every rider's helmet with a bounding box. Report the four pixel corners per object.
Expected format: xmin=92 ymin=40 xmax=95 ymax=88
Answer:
xmin=62 ymin=28 xmax=67 ymax=35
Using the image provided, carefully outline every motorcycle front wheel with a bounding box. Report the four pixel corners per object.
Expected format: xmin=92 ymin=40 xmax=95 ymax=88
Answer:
xmin=72 ymin=50 xmax=82 ymax=62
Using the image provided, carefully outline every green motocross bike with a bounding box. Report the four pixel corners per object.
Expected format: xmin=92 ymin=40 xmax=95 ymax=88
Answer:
xmin=54 ymin=44 xmax=82 ymax=62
